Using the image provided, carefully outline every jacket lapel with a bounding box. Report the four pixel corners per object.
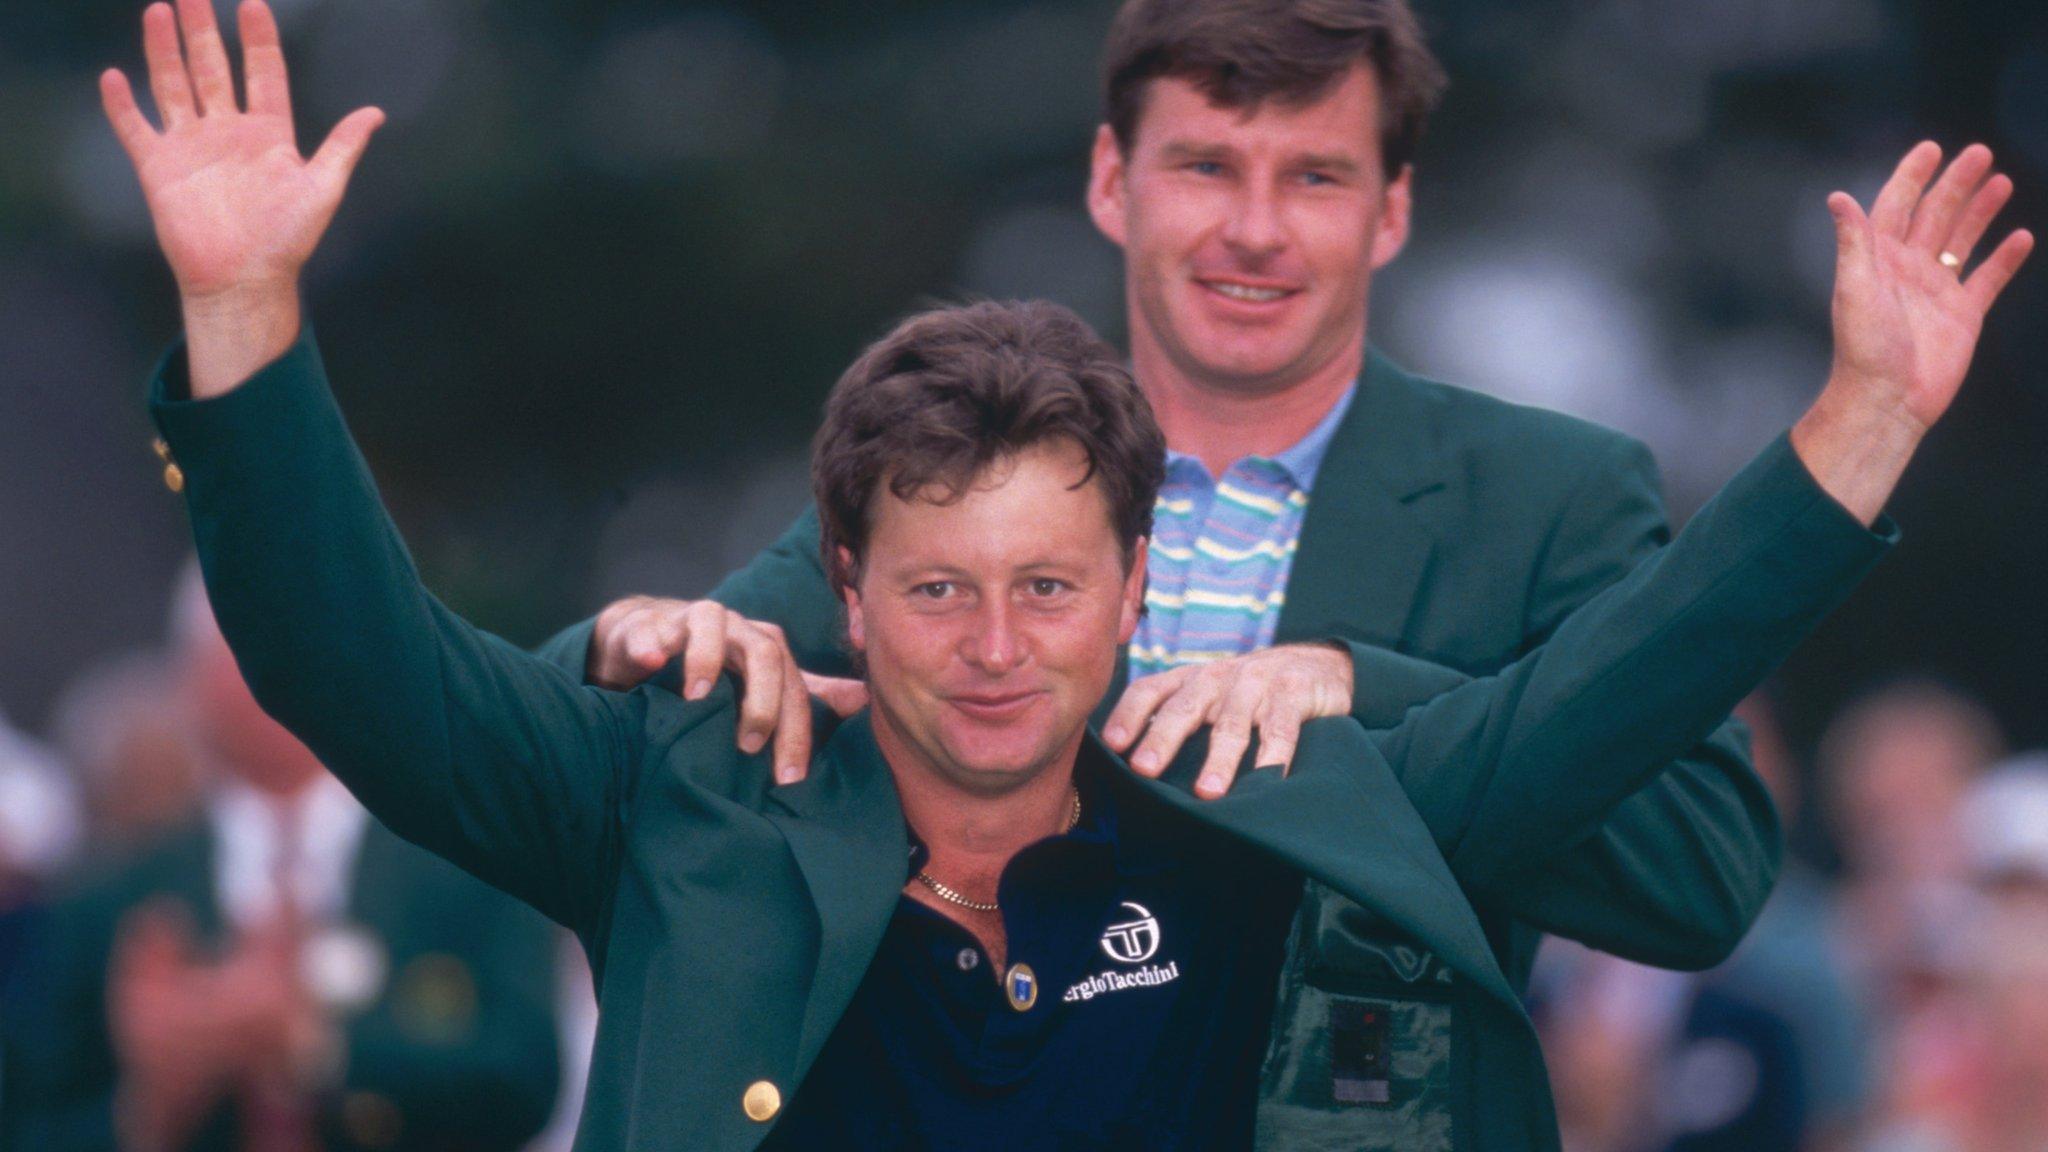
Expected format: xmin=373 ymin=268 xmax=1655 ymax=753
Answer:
xmin=762 ymin=713 xmax=911 ymax=1076
xmin=1123 ymin=725 xmax=1520 ymax=1014
xmin=1276 ymin=350 xmax=1445 ymax=651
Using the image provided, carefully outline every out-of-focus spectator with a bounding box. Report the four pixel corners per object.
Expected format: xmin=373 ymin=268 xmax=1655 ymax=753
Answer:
xmin=1709 ymin=693 xmax=1873 ymax=1152
xmin=1817 ymin=681 xmax=2004 ymax=1000
xmin=1538 ymin=690 xmax=1893 ymax=1152
xmin=50 ymin=650 xmax=208 ymax=858
xmin=2 ymin=569 xmax=561 ymax=1152
xmin=1534 ymin=941 xmax=1805 ymax=1152
xmin=1860 ymin=759 xmax=2048 ymax=1152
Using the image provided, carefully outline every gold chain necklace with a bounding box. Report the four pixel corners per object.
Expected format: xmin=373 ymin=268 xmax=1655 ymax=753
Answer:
xmin=913 ymin=788 xmax=1081 ymax=914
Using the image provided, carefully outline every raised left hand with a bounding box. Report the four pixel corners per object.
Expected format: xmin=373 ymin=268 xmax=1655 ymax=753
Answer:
xmin=1827 ymin=141 xmax=2033 ymax=433
xmin=1102 ymin=644 xmax=1353 ymax=798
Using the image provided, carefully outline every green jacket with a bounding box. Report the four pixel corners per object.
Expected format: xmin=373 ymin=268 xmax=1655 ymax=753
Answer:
xmin=3 ymin=816 xmax=561 ymax=1152
xmin=151 ymin=332 xmax=1886 ymax=1151
xmin=537 ymin=351 xmax=1786 ymax=1144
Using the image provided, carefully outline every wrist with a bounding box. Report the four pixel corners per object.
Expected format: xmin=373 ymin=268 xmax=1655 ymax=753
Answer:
xmin=1815 ymin=364 xmax=1931 ymax=437
xmin=180 ymin=280 xmax=302 ymax=400
xmin=1789 ymin=380 xmax=1927 ymax=527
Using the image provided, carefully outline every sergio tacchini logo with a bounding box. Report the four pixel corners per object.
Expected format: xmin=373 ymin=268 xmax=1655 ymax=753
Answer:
xmin=1100 ymin=901 xmax=1162 ymax=964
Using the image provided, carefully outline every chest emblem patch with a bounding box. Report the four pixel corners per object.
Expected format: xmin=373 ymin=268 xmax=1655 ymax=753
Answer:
xmin=1100 ymin=901 xmax=1161 ymax=964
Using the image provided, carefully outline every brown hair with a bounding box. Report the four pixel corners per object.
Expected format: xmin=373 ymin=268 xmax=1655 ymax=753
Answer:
xmin=812 ymin=300 xmax=1165 ymax=595
xmin=1102 ymin=0 xmax=1448 ymax=174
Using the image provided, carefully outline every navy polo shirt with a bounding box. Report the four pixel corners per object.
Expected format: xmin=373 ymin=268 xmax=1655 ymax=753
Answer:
xmin=763 ymin=746 xmax=1303 ymax=1150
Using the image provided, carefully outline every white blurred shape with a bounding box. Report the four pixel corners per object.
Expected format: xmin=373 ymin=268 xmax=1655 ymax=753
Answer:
xmin=1961 ymin=755 xmax=2048 ymax=884
xmin=1382 ymin=240 xmax=1668 ymax=431
xmin=0 ymin=713 xmax=82 ymax=880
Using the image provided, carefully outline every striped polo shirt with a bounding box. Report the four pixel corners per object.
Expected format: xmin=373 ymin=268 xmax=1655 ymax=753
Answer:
xmin=1129 ymin=385 xmax=1357 ymax=678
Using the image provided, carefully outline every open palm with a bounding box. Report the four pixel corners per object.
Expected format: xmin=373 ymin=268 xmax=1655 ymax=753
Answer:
xmin=1829 ymin=142 xmax=2034 ymax=432
xmin=101 ymin=0 xmax=382 ymax=301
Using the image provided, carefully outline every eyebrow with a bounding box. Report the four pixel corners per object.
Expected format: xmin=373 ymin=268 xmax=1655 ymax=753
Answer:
xmin=1156 ymin=140 xmax=1234 ymax=164
xmin=1294 ymin=153 xmax=1363 ymax=177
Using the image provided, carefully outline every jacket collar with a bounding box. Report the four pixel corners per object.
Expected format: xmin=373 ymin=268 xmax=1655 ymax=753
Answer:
xmin=1274 ymin=348 xmax=1446 ymax=650
xmin=1114 ymin=721 xmax=1520 ymax=1014
xmin=763 ymin=713 xmax=912 ymax=1077
xmin=765 ymin=711 xmax=1521 ymax=1037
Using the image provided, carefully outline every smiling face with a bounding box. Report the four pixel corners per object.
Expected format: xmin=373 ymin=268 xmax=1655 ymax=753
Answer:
xmin=1088 ymin=65 xmax=1413 ymax=397
xmin=844 ymin=438 xmax=1146 ymax=799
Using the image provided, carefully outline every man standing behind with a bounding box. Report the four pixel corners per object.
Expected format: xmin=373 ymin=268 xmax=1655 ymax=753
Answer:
xmin=556 ymin=8 xmax=2033 ymax=1129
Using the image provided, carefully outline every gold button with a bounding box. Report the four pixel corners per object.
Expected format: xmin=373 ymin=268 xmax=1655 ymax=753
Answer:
xmin=152 ymin=439 xmax=184 ymax=492
xmin=742 ymin=1080 xmax=781 ymax=1122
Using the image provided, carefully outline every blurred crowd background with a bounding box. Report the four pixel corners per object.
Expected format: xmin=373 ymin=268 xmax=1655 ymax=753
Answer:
xmin=1 ymin=0 xmax=2043 ymax=1150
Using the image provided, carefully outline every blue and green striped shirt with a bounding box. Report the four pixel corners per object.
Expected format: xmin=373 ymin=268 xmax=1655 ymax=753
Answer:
xmin=1130 ymin=386 xmax=1356 ymax=678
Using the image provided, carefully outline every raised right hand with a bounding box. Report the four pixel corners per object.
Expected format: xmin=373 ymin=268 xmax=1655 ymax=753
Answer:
xmin=589 ymin=596 xmax=868 ymax=784
xmin=102 ymin=0 xmax=383 ymax=395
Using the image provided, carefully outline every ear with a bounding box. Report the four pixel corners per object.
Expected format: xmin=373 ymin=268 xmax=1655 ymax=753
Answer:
xmin=1117 ymin=538 xmax=1148 ymax=645
xmin=1087 ymin=123 xmax=1131 ymax=249
xmin=1368 ymin=163 xmax=1414 ymax=271
xmin=839 ymin=546 xmax=867 ymax=652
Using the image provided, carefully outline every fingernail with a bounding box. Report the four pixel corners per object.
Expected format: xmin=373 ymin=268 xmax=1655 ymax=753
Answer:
xmin=1134 ymin=750 xmax=1159 ymax=772
xmin=1197 ymin=774 xmax=1224 ymax=796
xmin=741 ymin=732 xmax=766 ymax=754
xmin=688 ymin=679 xmax=711 ymax=700
xmin=1104 ymin=725 xmax=1128 ymax=746
xmin=777 ymin=766 xmax=800 ymax=786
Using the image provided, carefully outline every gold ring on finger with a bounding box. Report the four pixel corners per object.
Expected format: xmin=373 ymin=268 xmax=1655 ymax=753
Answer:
xmin=1939 ymin=250 xmax=1964 ymax=272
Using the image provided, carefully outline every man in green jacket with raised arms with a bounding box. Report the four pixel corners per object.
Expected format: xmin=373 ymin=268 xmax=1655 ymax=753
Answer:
xmin=104 ymin=0 xmax=2028 ymax=1148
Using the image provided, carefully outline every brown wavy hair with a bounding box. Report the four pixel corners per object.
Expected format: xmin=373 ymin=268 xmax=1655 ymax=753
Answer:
xmin=812 ymin=300 xmax=1165 ymax=595
xmin=1102 ymin=0 xmax=1448 ymax=175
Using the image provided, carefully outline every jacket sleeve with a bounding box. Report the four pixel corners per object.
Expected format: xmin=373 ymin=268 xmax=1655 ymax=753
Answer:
xmin=1361 ymin=434 xmax=1889 ymax=938
xmin=1486 ymin=436 xmax=1776 ymax=967
xmin=151 ymin=330 xmax=649 ymax=935
xmin=532 ymin=505 xmax=854 ymax=686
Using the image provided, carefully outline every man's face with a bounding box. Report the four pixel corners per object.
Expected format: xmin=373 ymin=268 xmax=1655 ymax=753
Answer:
xmin=1088 ymin=65 xmax=1412 ymax=394
xmin=844 ymin=439 xmax=1145 ymax=797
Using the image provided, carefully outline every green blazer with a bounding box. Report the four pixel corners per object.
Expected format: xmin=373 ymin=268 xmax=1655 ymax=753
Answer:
xmin=150 ymin=332 xmax=1885 ymax=1152
xmin=3 ymin=815 xmax=561 ymax=1152
xmin=535 ymin=351 xmax=1781 ymax=1143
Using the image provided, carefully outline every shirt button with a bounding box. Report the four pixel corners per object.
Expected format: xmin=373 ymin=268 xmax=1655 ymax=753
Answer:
xmin=956 ymin=948 xmax=980 ymax=972
xmin=742 ymin=1080 xmax=781 ymax=1122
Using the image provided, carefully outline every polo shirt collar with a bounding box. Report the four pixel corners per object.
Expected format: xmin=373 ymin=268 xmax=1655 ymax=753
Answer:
xmin=1161 ymin=380 xmax=1359 ymax=493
